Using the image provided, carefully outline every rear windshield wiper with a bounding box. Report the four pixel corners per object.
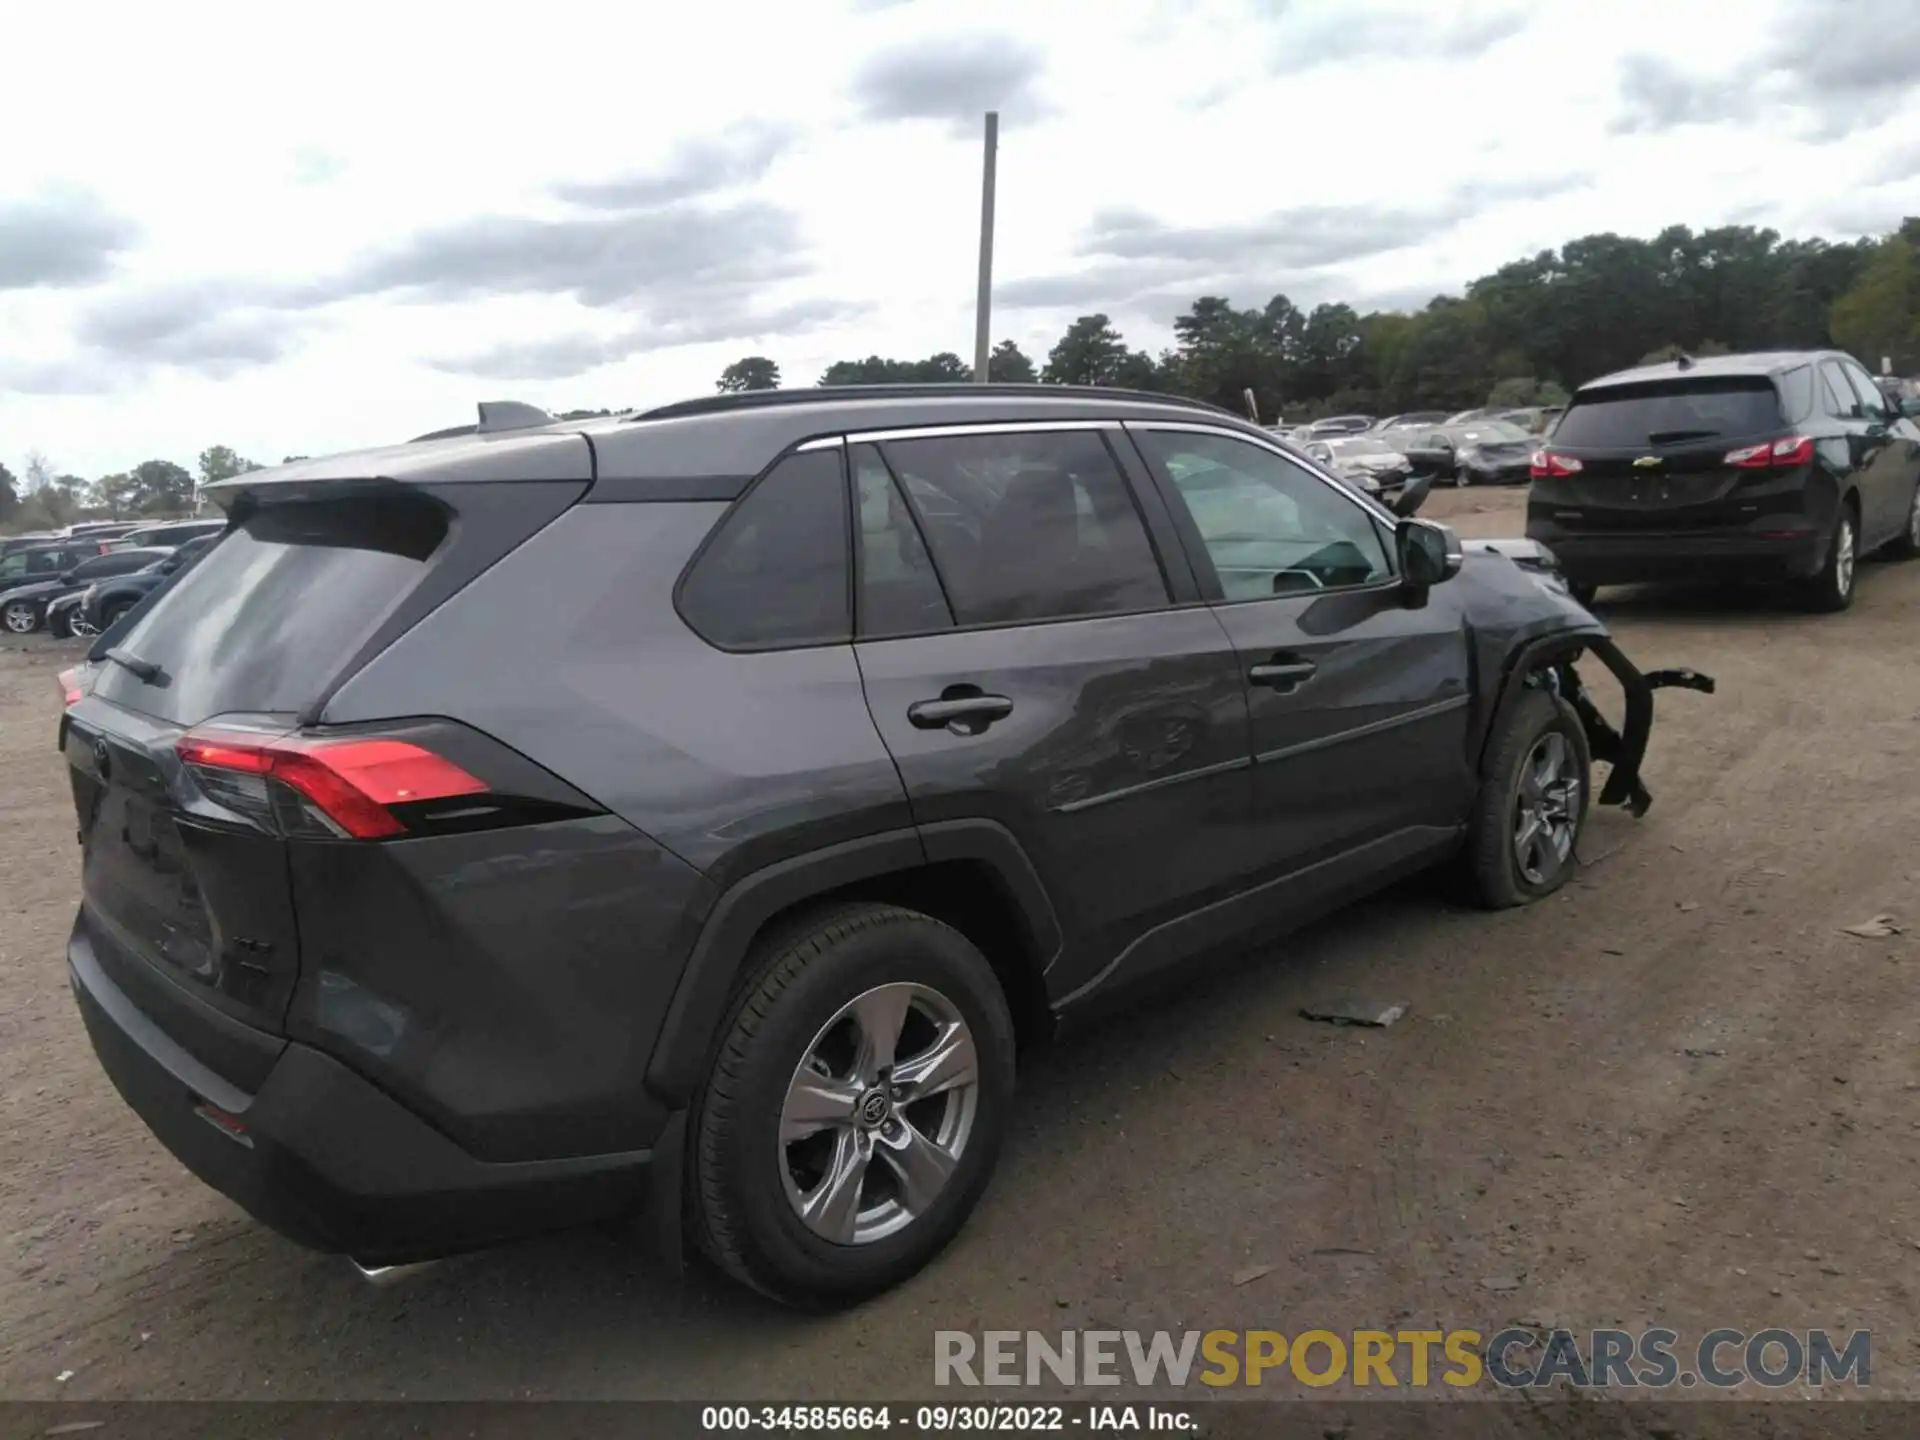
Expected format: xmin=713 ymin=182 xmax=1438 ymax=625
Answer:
xmin=103 ymin=648 xmax=161 ymax=683
xmin=1645 ymin=429 xmax=1719 ymax=444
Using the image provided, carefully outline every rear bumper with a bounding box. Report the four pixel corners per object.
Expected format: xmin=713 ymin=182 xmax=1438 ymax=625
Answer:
xmin=70 ymin=924 xmax=653 ymax=1265
xmin=1527 ymin=523 xmax=1827 ymax=585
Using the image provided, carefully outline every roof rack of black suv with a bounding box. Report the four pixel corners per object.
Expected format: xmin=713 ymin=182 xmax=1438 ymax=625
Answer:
xmin=627 ymin=384 xmax=1238 ymax=424
xmin=409 ymin=401 xmax=558 ymax=443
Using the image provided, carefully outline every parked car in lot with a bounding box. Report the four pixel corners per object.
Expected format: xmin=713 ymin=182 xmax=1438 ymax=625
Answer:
xmin=0 ymin=531 xmax=64 ymax=556
xmin=1387 ymin=421 xmax=1537 ymax=486
xmin=0 ymin=540 xmax=114 ymax=614
xmin=1527 ymin=349 xmax=1920 ymax=610
xmin=79 ymin=534 xmax=219 ymax=636
xmin=104 ymin=518 xmax=225 ymax=552
xmin=60 ymin=386 xmax=1710 ymax=1308
xmin=1372 ymin=411 xmax=1450 ymax=432
xmin=0 ymin=548 xmax=172 ymax=636
xmin=1305 ymin=434 xmax=1415 ymax=494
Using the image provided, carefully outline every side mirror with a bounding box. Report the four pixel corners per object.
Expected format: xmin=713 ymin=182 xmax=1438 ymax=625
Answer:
xmin=1390 ymin=473 xmax=1432 ymax=517
xmin=1306 ymin=442 xmax=1334 ymax=464
xmin=1396 ymin=517 xmax=1463 ymax=591
xmin=57 ymin=571 xmax=77 ymax=585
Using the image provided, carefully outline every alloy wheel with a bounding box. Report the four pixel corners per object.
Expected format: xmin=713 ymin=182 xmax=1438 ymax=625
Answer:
xmin=779 ymin=982 xmax=980 ymax=1246
xmin=1908 ymin=489 xmax=1920 ymax=550
xmin=1513 ymin=731 xmax=1581 ymax=885
xmin=2 ymin=602 xmax=36 ymax=634
xmin=1835 ymin=516 xmax=1856 ymax=600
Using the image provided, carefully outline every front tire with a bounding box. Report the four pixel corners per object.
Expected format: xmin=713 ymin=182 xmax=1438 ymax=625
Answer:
xmin=1 ymin=598 xmax=41 ymax=635
xmin=1800 ymin=507 xmax=1858 ymax=613
xmin=46 ymin=606 xmax=73 ymax=640
xmin=1468 ymin=688 xmax=1591 ymax=908
xmin=98 ymin=598 xmax=136 ymax=632
xmin=690 ymin=903 xmax=1016 ymax=1309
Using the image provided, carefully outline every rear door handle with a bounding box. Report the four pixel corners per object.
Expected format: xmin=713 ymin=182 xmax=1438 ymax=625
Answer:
xmin=908 ymin=693 xmax=1014 ymax=732
xmin=1248 ymin=659 xmax=1317 ymax=690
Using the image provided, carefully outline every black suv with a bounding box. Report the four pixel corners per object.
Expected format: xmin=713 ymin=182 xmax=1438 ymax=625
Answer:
xmin=1527 ymin=350 xmax=1920 ymax=609
xmin=60 ymin=388 xmax=1708 ymax=1307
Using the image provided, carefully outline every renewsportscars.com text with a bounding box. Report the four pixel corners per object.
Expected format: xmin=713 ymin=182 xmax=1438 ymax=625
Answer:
xmin=934 ymin=1328 xmax=1871 ymax=1390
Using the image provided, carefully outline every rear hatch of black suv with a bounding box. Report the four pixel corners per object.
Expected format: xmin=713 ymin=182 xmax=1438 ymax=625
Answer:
xmin=62 ymin=454 xmax=589 ymax=1086
xmin=1528 ymin=370 xmax=1813 ymax=533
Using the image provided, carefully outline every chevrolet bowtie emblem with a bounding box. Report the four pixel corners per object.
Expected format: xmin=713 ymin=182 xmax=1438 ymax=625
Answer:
xmin=1633 ymin=455 xmax=1663 ymax=468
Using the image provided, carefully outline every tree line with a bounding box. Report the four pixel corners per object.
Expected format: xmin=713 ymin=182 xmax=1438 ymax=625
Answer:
xmin=717 ymin=217 xmax=1920 ymax=421
xmin=9 ymin=216 xmax=1914 ymax=535
xmin=0 ymin=446 xmax=286 ymax=533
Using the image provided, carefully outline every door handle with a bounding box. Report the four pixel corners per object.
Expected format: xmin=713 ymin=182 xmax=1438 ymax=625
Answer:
xmin=1248 ymin=659 xmax=1317 ymax=690
xmin=908 ymin=692 xmax=1014 ymax=732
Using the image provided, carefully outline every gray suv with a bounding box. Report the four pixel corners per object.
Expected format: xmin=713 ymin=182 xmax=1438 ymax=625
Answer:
xmin=60 ymin=386 xmax=1710 ymax=1307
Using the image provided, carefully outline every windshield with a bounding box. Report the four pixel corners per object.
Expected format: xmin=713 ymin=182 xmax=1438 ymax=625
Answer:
xmin=1553 ymin=378 xmax=1783 ymax=448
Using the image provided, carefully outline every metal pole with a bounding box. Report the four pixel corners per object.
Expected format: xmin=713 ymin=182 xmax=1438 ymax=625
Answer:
xmin=973 ymin=111 xmax=998 ymax=383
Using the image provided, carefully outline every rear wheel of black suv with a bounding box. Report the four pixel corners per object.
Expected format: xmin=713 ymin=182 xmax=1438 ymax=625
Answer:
xmin=1467 ymin=687 xmax=1591 ymax=908
xmin=690 ymin=903 xmax=1016 ymax=1309
xmin=1799 ymin=508 xmax=1857 ymax=613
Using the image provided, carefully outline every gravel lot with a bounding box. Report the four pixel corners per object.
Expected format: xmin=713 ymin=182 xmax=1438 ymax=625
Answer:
xmin=2 ymin=486 xmax=1916 ymax=1408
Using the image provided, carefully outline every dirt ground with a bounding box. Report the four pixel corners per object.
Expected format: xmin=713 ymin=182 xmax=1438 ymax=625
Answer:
xmin=3 ymin=484 xmax=1917 ymax=1409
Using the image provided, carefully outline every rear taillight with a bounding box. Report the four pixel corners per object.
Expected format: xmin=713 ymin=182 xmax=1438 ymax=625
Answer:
xmin=1724 ymin=435 xmax=1813 ymax=469
xmin=57 ymin=667 xmax=84 ymax=707
xmin=177 ymin=728 xmax=487 ymax=839
xmin=1529 ymin=451 xmax=1583 ymax=478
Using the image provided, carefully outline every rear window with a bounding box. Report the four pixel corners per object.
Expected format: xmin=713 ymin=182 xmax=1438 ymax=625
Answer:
xmin=1553 ymin=378 xmax=1785 ymax=448
xmin=92 ymin=496 xmax=447 ymax=725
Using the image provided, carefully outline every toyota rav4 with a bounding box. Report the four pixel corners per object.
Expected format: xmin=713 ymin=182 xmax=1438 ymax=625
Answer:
xmin=60 ymin=386 xmax=1710 ymax=1308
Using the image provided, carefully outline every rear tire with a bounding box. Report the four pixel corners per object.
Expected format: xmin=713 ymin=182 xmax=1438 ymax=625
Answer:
xmin=46 ymin=606 xmax=72 ymax=640
xmin=690 ymin=903 xmax=1016 ymax=1309
xmin=1 ymin=598 xmax=41 ymax=635
xmin=1467 ymin=688 xmax=1592 ymax=909
xmin=1799 ymin=507 xmax=1858 ymax=613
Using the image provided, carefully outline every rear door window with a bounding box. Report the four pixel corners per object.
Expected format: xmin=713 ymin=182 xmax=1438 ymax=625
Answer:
xmin=90 ymin=495 xmax=448 ymax=725
xmin=878 ymin=428 xmax=1170 ymax=626
xmin=1553 ymin=379 xmax=1785 ymax=448
xmin=1840 ymin=361 xmax=1890 ymax=422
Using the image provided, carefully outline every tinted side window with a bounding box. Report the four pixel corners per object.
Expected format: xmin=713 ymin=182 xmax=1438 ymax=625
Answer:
xmin=1840 ymin=361 xmax=1889 ymax=422
xmin=1819 ymin=362 xmax=1858 ymax=419
xmin=852 ymin=444 xmax=953 ymax=640
xmin=1135 ymin=430 xmax=1392 ymax=600
xmin=1776 ymin=366 xmax=1814 ymax=426
xmin=879 ymin=429 xmax=1168 ymax=626
xmin=678 ymin=448 xmax=851 ymax=649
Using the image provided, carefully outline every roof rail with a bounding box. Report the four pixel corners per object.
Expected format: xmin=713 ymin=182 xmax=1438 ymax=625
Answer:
xmin=627 ymin=384 xmax=1237 ymax=424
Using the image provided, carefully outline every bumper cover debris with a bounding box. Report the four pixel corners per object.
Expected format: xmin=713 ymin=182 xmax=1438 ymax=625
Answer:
xmin=1560 ymin=641 xmax=1715 ymax=818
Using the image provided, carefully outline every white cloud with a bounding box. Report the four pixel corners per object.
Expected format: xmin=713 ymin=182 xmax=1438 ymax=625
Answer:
xmin=1 ymin=0 xmax=1915 ymax=477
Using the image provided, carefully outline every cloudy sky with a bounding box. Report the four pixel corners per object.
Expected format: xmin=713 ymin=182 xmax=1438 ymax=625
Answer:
xmin=4 ymin=0 xmax=1918 ymax=479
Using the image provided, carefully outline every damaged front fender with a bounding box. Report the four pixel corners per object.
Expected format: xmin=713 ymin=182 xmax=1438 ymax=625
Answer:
xmin=1558 ymin=641 xmax=1715 ymax=817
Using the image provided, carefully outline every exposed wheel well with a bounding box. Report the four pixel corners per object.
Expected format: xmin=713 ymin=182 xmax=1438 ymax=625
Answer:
xmin=738 ymin=861 xmax=1054 ymax=1052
